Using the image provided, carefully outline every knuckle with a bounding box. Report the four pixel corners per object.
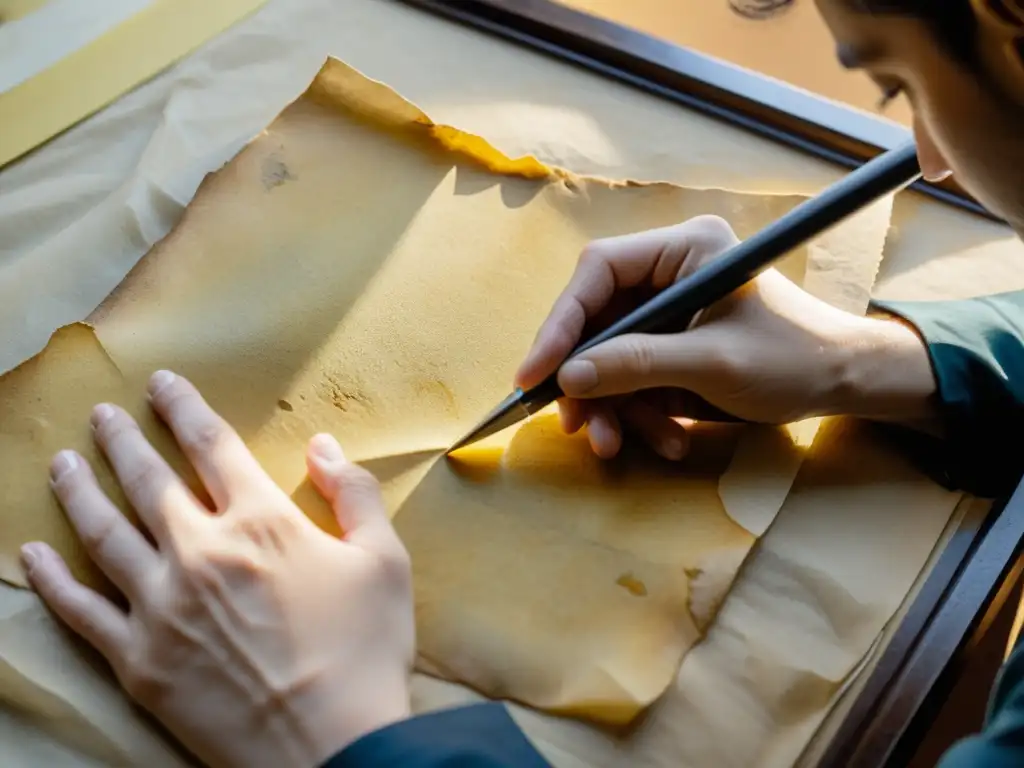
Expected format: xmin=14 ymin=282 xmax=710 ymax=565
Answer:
xmin=686 ymin=216 xmax=740 ymax=266
xmin=180 ymin=418 xmax=226 ymax=456
xmin=691 ymin=214 xmax=734 ymax=240
xmin=119 ymin=662 xmax=166 ymax=703
xmin=338 ymin=464 xmax=383 ymax=498
xmin=120 ymin=459 xmax=163 ymax=501
xmin=704 ymin=343 xmax=741 ymax=381
xmin=377 ymin=542 xmax=413 ymax=589
xmin=624 ymin=337 xmax=658 ymax=378
xmin=577 ymin=240 xmax=609 ymax=269
xmin=77 ymin=509 xmax=119 ymax=554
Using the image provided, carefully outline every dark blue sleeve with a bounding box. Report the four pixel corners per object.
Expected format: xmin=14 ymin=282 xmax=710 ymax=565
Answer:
xmin=321 ymin=703 xmax=552 ymax=768
xmin=874 ymin=291 xmax=1024 ymax=498
xmin=937 ymin=634 xmax=1024 ymax=767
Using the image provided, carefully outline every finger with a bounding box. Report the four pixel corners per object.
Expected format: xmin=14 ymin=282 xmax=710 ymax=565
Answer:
xmin=21 ymin=542 xmax=130 ymax=663
xmin=515 ymin=218 xmax=736 ymax=389
xmin=585 ymin=403 xmax=622 ymax=459
xmin=620 ymin=399 xmax=690 ymax=461
xmin=557 ymin=329 xmax=725 ymax=400
xmin=557 ymin=398 xmax=586 ymax=434
xmin=91 ymin=403 xmax=202 ymax=541
xmin=49 ymin=450 xmax=158 ymax=598
xmin=306 ymin=434 xmax=403 ymax=556
xmin=147 ymin=371 xmax=271 ymax=509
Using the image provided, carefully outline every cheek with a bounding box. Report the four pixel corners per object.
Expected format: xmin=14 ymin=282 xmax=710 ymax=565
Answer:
xmin=919 ymin=85 xmax=1024 ymax=225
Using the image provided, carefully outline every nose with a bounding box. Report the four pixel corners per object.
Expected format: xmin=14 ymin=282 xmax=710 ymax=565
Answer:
xmin=913 ymin=116 xmax=953 ymax=182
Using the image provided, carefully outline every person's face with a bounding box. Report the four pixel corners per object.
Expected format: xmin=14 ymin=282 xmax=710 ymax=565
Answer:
xmin=816 ymin=0 xmax=1024 ymax=233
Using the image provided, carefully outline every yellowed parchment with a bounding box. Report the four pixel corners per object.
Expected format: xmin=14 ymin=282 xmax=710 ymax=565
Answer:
xmin=0 ymin=2 xmax=987 ymax=765
xmin=0 ymin=55 xmax=900 ymax=759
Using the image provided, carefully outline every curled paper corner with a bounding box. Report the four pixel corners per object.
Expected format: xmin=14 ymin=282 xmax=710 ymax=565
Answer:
xmin=717 ymin=419 xmax=820 ymax=538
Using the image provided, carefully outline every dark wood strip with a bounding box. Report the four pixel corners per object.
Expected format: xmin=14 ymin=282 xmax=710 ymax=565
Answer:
xmin=394 ymin=0 xmax=1002 ymax=222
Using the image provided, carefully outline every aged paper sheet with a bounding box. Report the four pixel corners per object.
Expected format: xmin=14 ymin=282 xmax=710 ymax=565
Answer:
xmin=0 ymin=57 xmax=892 ymax=757
xmin=0 ymin=0 xmax=975 ymax=764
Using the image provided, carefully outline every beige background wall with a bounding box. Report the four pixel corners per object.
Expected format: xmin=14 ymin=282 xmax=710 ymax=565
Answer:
xmin=558 ymin=0 xmax=913 ymax=126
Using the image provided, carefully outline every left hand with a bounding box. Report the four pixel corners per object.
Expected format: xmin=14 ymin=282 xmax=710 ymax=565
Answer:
xmin=20 ymin=371 xmax=415 ymax=768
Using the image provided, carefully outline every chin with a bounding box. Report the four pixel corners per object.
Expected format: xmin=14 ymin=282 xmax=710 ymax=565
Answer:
xmin=950 ymin=170 xmax=1024 ymax=233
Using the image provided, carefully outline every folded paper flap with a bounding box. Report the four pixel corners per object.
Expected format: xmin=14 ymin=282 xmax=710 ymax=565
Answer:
xmin=0 ymin=48 xmax=899 ymax=763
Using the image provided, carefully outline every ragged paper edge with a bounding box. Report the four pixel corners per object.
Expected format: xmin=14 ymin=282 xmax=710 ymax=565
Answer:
xmin=95 ymin=57 xmax=819 ymax=545
xmin=0 ymin=323 xmax=123 ymax=591
xmin=297 ymin=57 xmax=744 ymax=196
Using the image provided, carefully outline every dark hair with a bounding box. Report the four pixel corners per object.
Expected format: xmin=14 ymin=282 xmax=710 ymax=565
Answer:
xmin=856 ymin=0 xmax=978 ymax=64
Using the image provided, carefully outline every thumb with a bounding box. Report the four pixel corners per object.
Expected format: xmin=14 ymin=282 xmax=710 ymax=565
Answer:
xmin=306 ymin=433 xmax=401 ymax=554
xmin=557 ymin=331 xmax=724 ymax=399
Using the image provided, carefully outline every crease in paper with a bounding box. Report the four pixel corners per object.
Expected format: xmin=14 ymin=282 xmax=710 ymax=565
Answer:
xmin=0 ymin=53 xmax=899 ymax=764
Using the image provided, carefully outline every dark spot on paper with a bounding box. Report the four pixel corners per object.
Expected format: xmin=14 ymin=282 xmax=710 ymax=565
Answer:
xmin=261 ymin=155 xmax=295 ymax=190
xmin=563 ymin=177 xmax=581 ymax=194
xmin=323 ymin=376 xmax=370 ymax=413
xmin=616 ymin=573 xmax=647 ymax=597
xmin=684 ymin=566 xmax=702 ymax=579
xmin=277 ymin=399 xmax=294 ymax=412
xmin=331 ymin=390 xmax=367 ymax=411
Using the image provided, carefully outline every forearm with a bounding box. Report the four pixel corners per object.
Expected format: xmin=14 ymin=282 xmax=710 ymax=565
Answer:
xmin=820 ymin=290 xmax=1024 ymax=497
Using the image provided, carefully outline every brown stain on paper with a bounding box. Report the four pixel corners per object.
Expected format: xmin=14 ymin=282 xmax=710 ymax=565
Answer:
xmin=260 ymin=154 xmax=295 ymax=190
xmin=0 ymin=58 xmax=814 ymax=730
xmin=617 ymin=573 xmax=648 ymax=597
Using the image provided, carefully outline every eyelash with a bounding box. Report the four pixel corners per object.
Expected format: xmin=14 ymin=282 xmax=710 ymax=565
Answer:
xmin=877 ymin=84 xmax=904 ymax=110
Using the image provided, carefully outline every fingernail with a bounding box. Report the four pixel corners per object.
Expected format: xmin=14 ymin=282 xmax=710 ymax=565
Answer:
xmin=310 ymin=433 xmax=346 ymax=466
xmin=148 ymin=370 xmax=176 ymax=397
xmin=50 ymin=450 xmax=79 ymax=481
xmin=91 ymin=403 xmax=115 ymax=428
xmin=662 ymin=438 xmax=685 ymax=461
xmin=20 ymin=543 xmax=43 ymax=572
xmin=559 ymin=360 xmax=599 ymax=395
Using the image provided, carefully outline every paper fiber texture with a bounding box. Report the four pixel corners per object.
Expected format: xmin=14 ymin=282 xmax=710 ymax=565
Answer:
xmin=0 ymin=57 xmax=838 ymax=751
xmin=0 ymin=0 xmax=970 ymax=764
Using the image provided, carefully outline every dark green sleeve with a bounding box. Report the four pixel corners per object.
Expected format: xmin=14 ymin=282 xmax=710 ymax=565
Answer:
xmin=873 ymin=290 xmax=1024 ymax=498
xmin=936 ymin=633 xmax=1024 ymax=767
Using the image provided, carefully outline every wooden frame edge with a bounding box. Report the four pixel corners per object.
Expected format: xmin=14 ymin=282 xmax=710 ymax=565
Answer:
xmin=390 ymin=0 xmax=1023 ymax=761
xmin=395 ymin=0 xmax=1002 ymax=222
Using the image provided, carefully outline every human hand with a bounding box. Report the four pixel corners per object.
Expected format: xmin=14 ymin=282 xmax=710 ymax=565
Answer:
xmin=20 ymin=371 xmax=414 ymax=768
xmin=516 ymin=215 xmax=937 ymax=459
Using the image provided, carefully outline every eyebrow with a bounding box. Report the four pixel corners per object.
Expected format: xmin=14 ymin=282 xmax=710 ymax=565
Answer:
xmin=836 ymin=42 xmax=881 ymax=70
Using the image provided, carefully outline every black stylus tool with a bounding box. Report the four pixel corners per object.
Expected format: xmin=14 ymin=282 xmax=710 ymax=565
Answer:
xmin=447 ymin=141 xmax=922 ymax=454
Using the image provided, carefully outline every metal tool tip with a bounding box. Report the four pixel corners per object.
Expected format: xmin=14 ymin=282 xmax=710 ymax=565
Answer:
xmin=444 ymin=390 xmax=532 ymax=454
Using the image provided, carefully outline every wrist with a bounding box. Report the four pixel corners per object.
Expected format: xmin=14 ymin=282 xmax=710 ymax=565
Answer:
xmin=300 ymin=676 xmax=412 ymax=767
xmin=824 ymin=312 xmax=941 ymax=431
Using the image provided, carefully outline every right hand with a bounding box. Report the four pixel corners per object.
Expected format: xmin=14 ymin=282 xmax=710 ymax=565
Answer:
xmin=516 ymin=215 xmax=930 ymax=460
